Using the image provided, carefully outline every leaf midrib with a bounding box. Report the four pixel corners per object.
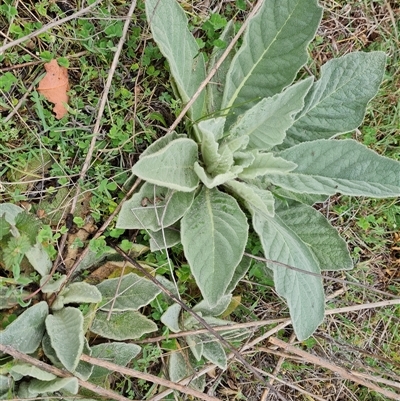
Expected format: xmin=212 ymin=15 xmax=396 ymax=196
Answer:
xmin=225 ymin=0 xmax=302 ymax=111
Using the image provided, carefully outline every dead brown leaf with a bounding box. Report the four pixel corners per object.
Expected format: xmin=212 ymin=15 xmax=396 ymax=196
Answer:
xmin=37 ymin=59 xmax=70 ymax=119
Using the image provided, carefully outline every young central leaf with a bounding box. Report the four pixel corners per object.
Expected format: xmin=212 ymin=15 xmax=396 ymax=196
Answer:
xmin=181 ymin=187 xmax=248 ymax=306
xmin=132 ymin=138 xmax=199 ymax=192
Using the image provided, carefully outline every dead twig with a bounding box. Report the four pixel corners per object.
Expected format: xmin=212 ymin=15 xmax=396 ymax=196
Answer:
xmin=53 ymin=0 xmax=138 ymax=276
xmin=80 ymin=354 xmax=221 ymax=401
xmin=0 ymin=344 xmax=138 ymax=401
xmin=269 ymin=336 xmax=400 ymax=400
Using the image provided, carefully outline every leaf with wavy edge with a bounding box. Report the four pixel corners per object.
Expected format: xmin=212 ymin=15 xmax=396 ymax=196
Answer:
xmin=181 ymin=187 xmax=248 ymax=305
xmin=281 ymin=52 xmax=387 ymax=148
xmin=222 ymin=0 xmax=322 ymax=125
xmin=271 ymin=139 xmax=400 ymax=197
xmin=145 ymin=0 xmax=206 ymax=121
xmin=252 ymin=211 xmax=325 ymax=340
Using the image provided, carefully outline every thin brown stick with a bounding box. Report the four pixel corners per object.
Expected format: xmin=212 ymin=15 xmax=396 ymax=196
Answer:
xmin=53 ymin=0 xmax=138 ymax=278
xmin=0 ymin=0 xmax=104 ymax=54
xmin=253 ymin=365 xmax=329 ymax=401
xmin=325 ymin=299 xmax=400 ymax=313
xmin=269 ymin=337 xmax=400 ymax=400
xmin=165 ymin=0 xmax=265 ymax=134
xmin=80 ymin=354 xmax=221 ymax=401
xmin=0 ymin=344 xmax=138 ymax=401
xmin=136 ymin=318 xmax=290 ymax=344
xmin=261 ymin=332 xmax=297 ymax=400
xmin=147 ymin=318 xmax=293 ymax=400
xmin=111 ymin=246 xmax=263 ymax=380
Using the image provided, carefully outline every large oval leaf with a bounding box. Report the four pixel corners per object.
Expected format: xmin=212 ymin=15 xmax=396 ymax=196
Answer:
xmin=181 ymin=187 xmax=248 ymax=306
xmin=281 ymin=52 xmax=387 ymax=148
xmin=45 ymin=307 xmax=84 ymax=372
xmin=252 ymin=211 xmax=325 ymax=340
xmin=132 ymin=138 xmax=199 ymax=192
xmin=145 ymin=0 xmax=206 ymax=122
xmin=271 ymin=139 xmax=400 ymax=197
xmin=116 ymin=183 xmax=195 ymax=231
xmin=222 ymin=0 xmax=322 ymax=124
xmin=96 ymin=273 xmax=161 ymax=311
xmin=0 ymin=301 xmax=48 ymax=354
xmin=91 ymin=310 xmax=157 ymax=340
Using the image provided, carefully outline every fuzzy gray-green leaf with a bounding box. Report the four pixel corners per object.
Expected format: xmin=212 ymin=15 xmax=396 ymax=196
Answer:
xmin=161 ymin=303 xmax=182 ymax=333
xmin=281 ymin=52 xmax=387 ymax=148
xmin=28 ymin=377 xmax=78 ymax=395
xmin=252 ymin=211 xmax=325 ymax=340
xmin=201 ymin=335 xmax=227 ymax=369
xmin=222 ymin=0 xmax=322 ymax=124
xmin=59 ymin=282 xmax=102 ymax=305
xmin=239 ymin=152 xmax=297 ymax=180
xmin=91 ymin=310 xmax=157 ymax=340
xmin=11 ymin=364 xmax=56 ymax=381
xmin=194 ymin=162 xmax=239 ymax=188
xmin=132 ymin=138 xmax=199 ymax=192
xmin=149 ymin=226 xmax=181 ymax=252
xmin=225 ymin=180 xmax=275 ymax=218
xmin=90 ymin=343 xmax=141 ymax=379
xmin=97 ymin=273 xmax=161 ymax=312
xmin=229 ymin=78 xmax=313 ymax=150
xmin=276 ymin=201 xmax=353 ymax=271
xmin=145 ymin=0 xmax=206 ymax=121
xmin=271 ymin=139 xmax=400 ymax=197
xmin=116 ymin=183 xmax=195 ymax=231
xmin=181 ymin=187 xmax=248 ymax=306
xmin=0 ymin=301 xmax=48 ymax=354
xmin=45 ymin=307 xmax=84 ymax=372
